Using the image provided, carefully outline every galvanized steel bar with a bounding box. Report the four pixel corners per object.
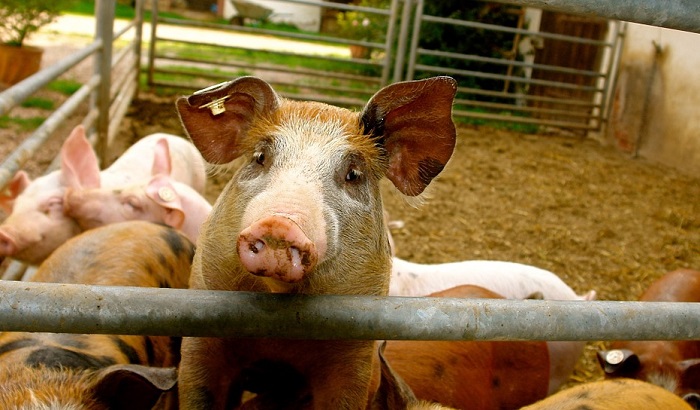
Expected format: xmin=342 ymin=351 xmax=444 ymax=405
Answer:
xmin=0 ymin=76 xmax=101 ymax=189
xmin=0 ymin=41 xmax=101 ymax=116
xmin=94 ymin=0 xmax=116 ymax=164
xmin=0 ymin=281 xmax=698 ymax=341
xmin=490 ymin=0 xmax=700 ymax=34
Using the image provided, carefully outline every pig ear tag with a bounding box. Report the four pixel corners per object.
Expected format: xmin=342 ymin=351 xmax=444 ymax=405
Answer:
xmin=158 ymin=187 xmax=177 ymax=202
xmin=193 ymin=81 xmax=231 ymax=116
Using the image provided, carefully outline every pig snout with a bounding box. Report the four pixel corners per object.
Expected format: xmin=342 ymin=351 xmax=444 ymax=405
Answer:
xmin=237 ymin=215 xmax=319 ymax=283
xmin=0 ymin=229 xmax=17 ymax=256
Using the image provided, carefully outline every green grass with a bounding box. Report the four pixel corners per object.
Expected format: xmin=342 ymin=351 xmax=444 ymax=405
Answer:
xmin=0 ymin=116 xmax=46 ymax=130
xmin=21 ymin=98 xmax=55 ymax=110
xmin=47 ymin=79 xmax=82 ymax=95
xmin=65 ymin=0 xmax=185 ymax=20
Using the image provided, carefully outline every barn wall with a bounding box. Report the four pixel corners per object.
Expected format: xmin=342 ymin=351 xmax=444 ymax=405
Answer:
xmin=606 ymin=23 xmax=700 ymax=176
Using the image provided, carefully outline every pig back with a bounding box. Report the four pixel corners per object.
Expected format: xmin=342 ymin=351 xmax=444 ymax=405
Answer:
xmin=32 ymin=220 xmax=194 ymax=289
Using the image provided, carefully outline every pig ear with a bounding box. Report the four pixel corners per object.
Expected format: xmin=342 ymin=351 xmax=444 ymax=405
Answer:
xmin=596 ymin=349 xmax=640 ymax=375
xmin=60 ymin=125 xmax=101 ymax=189
xmin=0 ymin=171 xmax=32 ymax=213
xmin=176 ymin=77 xmax=280 ymax=165
xmin=370 ymin=341 xmax=420 ymax=410
xmin=360 ymin=76 xmax=457 ymax=196
xmin=92 ymin=364 xmax=177 ymax=410
xmin=678 ymin=358 xmax=700 ymax=389
xmin=152 ymin=138 xmax=173 ymax=176
xmin=145 ymin=176 xmax=185 ymax=229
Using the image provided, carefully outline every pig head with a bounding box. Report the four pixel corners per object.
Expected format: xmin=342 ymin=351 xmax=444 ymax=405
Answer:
xmin=64 ymin=174 xmax=212 ymax=245
xmin=175 ymin=76 xmax=457 ymax=409
xmin=598 ymin=269 xmax=700 ymax=405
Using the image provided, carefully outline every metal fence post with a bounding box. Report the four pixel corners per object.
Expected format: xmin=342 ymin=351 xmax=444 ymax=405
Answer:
xmin=94 ymin=0 xmax=115 ymax=166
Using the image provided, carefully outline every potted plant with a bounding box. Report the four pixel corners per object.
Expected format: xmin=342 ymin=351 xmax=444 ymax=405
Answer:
xmin=335 ymin=0 xmax=388 ymax=59
xmin=0 ymin=0 xmax=72 ymax=86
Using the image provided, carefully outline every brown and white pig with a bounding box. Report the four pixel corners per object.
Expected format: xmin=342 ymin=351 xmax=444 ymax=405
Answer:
xmin=390 ymin=257 xmax=595 ymax=395
xmin=597 ymin=268 xmax=700 ymax=406
xmin=521 ymin=378 xmax=694 ymax=410
xmin=377 ymin=285 xmax=550 ymax=410
xmin=64 ymin=173 xmax=213 ymax=245
xmin=0 ymin=220 xmax=195 ymax=409
xmin=174 ymin=75 xmax=457 ymax=409
xmin=0 ymin=124 xmax=206 ymax=265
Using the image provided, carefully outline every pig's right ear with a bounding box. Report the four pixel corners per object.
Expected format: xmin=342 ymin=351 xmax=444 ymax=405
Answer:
xmin=60 ymin=125 xmax=101 ymax=189
xmin=176 ymin=77 xmax=280 ymax=165
xmin=0 ymin=171 xmax=31 ymax=213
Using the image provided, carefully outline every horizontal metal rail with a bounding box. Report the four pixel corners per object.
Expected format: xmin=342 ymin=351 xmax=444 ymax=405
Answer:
xmin=491 ymin=0 xmax=700 ymax=34
xmin=0 ymin=281 xmax=698 ymax=341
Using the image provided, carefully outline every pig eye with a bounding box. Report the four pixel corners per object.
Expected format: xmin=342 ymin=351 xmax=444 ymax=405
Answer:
xmin=345 ymin=167 xmax=363 ymax=183
xmin=44 ymin=198 xmax=63 ymax=215
xmin=254 ymin=151 xmax=265 ymax=165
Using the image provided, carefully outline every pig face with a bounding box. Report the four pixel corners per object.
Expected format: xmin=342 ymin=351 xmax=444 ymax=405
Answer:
xmin=176 ymin=76 xmax=457 ymax=294
xmin=0 ymin=125 xmax=99 ymax=265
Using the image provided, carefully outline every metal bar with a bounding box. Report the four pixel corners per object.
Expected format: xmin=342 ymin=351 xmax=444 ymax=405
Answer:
xmin=405 ymin=0 xmax=423 ymax=80
xmin=489 ymin=0 xmax=700 ymax=34
xmin=393 ymin=0 xmax=414 ymax=82
xmin=0 ymin=261 xmax=27 ymax=281
xmin=0 ymin=281 xmax=698 ymax=341
xmin=453 ymin=109 xmax=599 ymax=130
xmin=94 ymin=0 xmax=115 ymax=163
xmin=380 ymin=0 xmax=400 ymax=86
xmin=0 ymin=41 xmax=101 ymax=116
xmin=0 ymin=77 xmax=101 ymax=189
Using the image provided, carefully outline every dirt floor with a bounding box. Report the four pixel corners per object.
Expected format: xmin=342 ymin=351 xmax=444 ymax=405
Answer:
xmin=2 ymin=87 xmax=699 ymax=391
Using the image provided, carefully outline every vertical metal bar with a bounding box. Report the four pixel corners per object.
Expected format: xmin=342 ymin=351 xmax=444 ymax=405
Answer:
xmin=133 ymin=0 xmax=145 ymax=96
xmin=392 ymin=0 xmax=414 ymax=83
xmin=94 ymin=0 xmax=115 ymax=166
xmin=380 ymin=0 xmax=400 ymax=86
xmin=599 ymin=22 xmax=626 ymax=132
xmin=147 ymin=0 xmax=159 ymax=91
xmin=405 ymin=0 xmax=423 ymax=80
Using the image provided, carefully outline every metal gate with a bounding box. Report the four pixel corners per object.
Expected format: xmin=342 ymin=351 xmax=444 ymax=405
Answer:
xmin=401 ymin=0 xmax=624 ymax=133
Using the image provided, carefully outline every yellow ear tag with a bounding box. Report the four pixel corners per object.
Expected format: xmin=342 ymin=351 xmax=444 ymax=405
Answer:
xmin=158 ymin=187 xmax=177 ymax=202
xmin=199 ymin=97 xmax=228 ymax=116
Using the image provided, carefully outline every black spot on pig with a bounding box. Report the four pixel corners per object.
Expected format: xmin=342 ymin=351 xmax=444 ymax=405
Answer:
xmin=25 ymin=347 xmax=116 ymax=370
xmin=112 ymin=336 xmax=141 ymax=364
xmin=160 ymin=228 xmax=187 ymax=257
xmin=417 ymin=157 xmax=445 ymax=187
xmin=0 ymin=339 xmax=39 ymax=356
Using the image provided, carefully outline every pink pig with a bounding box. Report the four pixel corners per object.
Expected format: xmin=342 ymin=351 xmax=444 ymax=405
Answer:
xmin=0 ymin=125 xmax=206 ymax=265
xmin=64 ymin=174 xmax=212 ymax=245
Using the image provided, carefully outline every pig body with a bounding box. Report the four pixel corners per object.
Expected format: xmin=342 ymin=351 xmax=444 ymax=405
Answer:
xmin=175 ymin=76 xmax=457 ymax=409
xmin=597 ymin=269 xmax=700 ymax=404
xmin=390 ymin=257 xmax=594 ymax=395
xmin=0 ymin=125 xmax=206 ymax=265
xmin=64 ymin=173 xmax=212 ymax=244
xmin=379 ymin=285 xmax=550 ymax=410
xmin=521 ymin=378 xmax=693 ymax=410
xmin=0 ymin=220 xmax=195 ymax=409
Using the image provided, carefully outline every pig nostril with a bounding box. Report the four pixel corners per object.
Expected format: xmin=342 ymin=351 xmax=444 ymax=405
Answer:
xmin=289 ymin=247 xmax=301 ymax=267
xmin=249 ymin=239 xmax=265 ymax=254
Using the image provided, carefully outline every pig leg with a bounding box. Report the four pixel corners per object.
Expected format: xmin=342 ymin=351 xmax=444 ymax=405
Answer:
xmin=179 ymin=337 xmax=241 ymax=409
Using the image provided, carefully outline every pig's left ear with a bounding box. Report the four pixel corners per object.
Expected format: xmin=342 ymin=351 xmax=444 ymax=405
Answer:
xmin=145 ymin=176 xmax=185 ymax=229
xmin=151 ymin=138 xmax=173 ymax=176
xmin=0 ymin=171 xmax=32 ymax=213
xmin=360 ymin=76 xmax=457 ymax=196
xmin=176 ymin=77 xmax=281 ymax=165
xmin=91 ymin=364 xmax=177 ymax=410
xmin=60 ymin=125 xmax=101 ymax=189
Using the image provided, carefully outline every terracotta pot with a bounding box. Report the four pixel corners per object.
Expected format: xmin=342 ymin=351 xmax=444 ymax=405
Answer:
xmin=0 ymin=44 xmax=44 ymax=87
xmin=349 ymin=44 xmax=371 ymax=59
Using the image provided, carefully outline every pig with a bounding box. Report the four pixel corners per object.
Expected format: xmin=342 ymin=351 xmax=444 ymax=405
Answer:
xmin=597 ymin=268 xmax=700 ymax=405
xmin=520 ymin=378 xmax=694 ymax=410
xmin=64 ymin=173 xmax=213 ymax=245
xmin=174 ymin=75 xmax=457 ymax=409
xmin=0 ymin=220 xmax=196 ymax=409
xmin=377 ymin=285 xmax=550 ymax=410
xmin=0 ymin=124 xmax=206 ymax=265
xmin=390 ymin=256 xmax=595 ymax=395
xmin=370 ymin=341 xmax=457 ymax=410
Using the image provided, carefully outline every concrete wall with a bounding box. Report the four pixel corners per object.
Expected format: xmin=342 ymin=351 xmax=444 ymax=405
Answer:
xmin=605 ymin=23 xmax=700 ymax=176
